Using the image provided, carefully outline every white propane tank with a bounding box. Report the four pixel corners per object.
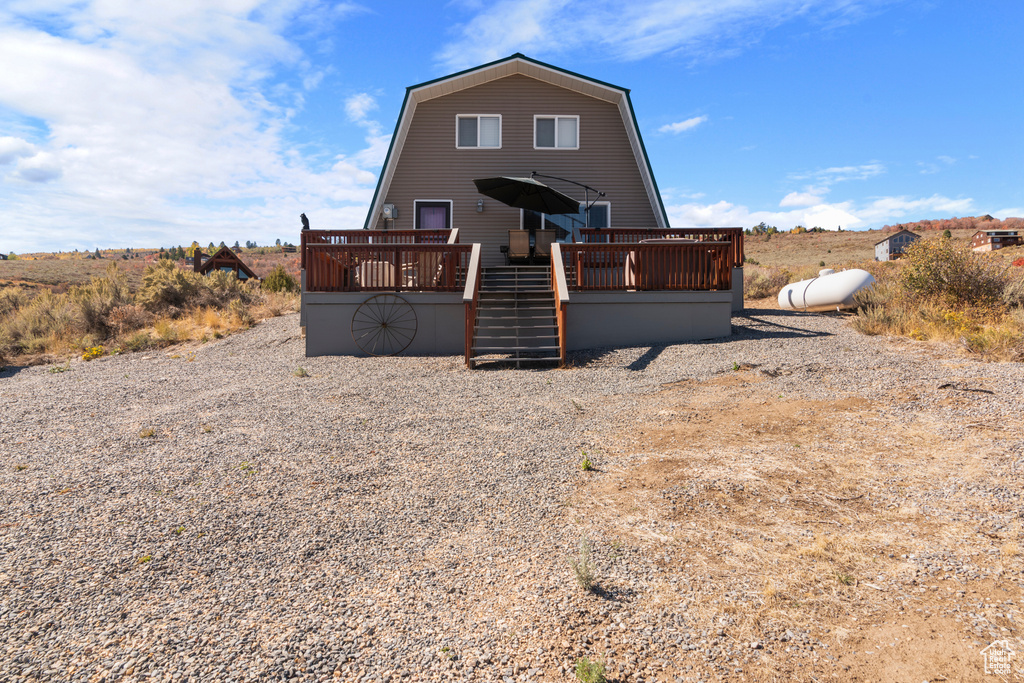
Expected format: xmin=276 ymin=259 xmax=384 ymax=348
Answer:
xmin=777 ymin=268 xmax=875 ymax=312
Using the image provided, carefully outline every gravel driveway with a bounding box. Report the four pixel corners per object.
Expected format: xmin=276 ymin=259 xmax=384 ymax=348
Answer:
xmin=2 ymin=309 xmax=1021 ymax=682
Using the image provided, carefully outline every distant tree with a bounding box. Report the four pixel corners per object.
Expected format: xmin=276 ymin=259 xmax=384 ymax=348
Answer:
xmin=233 ymin=240 xmax=241 ymax=250
xmin=275 ymin=238 xmax=282 ymax=246
xmin=207 ymin=242 xmax=216 ymax=252
xmin=942 ymin=229 xmax=952 ymax=239
xmin=218 ymin=241 xmax=226 ymax=249
xmin=95 ymin=248 xmax=102 ymax=259
xmin=792 ymin=225 xmax=806 ymax=234
xmin=187 ymin=241 xmax=201 ymax=257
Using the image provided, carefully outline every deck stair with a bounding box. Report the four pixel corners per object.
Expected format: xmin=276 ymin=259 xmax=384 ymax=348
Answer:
xmin=469 ymin=266 xmax=560 ymax=369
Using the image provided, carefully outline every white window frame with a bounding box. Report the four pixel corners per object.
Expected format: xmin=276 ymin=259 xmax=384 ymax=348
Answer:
xmin=413 ymin=199 xmax=454 ymax=230
xmin=533 ymin=115 xmax=580 ymax=150
xmin=455 ymin=114 xmax=502 ymax=149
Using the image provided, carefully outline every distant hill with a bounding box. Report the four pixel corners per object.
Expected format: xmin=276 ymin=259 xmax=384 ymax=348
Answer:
xmin=882 ymin=215 xmax=1023 ymax=233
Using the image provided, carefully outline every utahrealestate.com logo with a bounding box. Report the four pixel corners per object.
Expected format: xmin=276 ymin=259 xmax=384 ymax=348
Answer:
xmin=982 ymin=639 xmax=1021 ymax=679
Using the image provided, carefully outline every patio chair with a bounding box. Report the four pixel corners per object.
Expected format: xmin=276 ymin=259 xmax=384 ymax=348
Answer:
xmin=507 ymin=230 xmax=531 ymax=264
xmin=415 ymin=251 xmax=445 ymax=288
xmin=357 ymin=260 xmax=395 ymax=288
xmin=534 ymin=230 xmax=556 ymax=263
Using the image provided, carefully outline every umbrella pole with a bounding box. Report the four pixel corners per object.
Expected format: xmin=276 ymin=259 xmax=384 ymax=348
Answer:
xmin=531 ymin=171 xmax=604 ymax=229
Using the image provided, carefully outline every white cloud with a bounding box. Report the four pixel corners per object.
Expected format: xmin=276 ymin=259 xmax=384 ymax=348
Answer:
xmin=918 ymin=155 xmax=956 ymax=174
xmin=437 ymin=0 xmax=894 ymax=69
xmin=0 ymin=1 xmax=382 ymax=250
xmin=658 ymin=115 xmax=707 ymax=134
xmin=789 ymin=162 xmax=886 ymax=185
xmin=667 ymin=193 xmax=972 ymax=231
xmin=343 ymin=93 xmax=390 ymax=169
xmin=779 ymin=190 xmax=825 ymax=207
xmin=345 ymin=93 xmax=378 ymax=122
xmin=995 ymin=208 xmax=1024 ymax=220
xmin=15 ymin=152 xmax=62 ymax=182
xmin=0 ymin=136 xmax=37 ymax=164
xmin=436 ymin=0 xmax=571 ymax=70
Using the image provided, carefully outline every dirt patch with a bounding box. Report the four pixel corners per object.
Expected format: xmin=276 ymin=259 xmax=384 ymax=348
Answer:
xmin=580 ymin=368 xmax=1023 ymax=681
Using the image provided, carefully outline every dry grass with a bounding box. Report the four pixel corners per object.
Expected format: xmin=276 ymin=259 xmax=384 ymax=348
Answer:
xmin=850 ymin=239 xmax=1024 ymax=361
xmin=578 ymin=366 xmax=1019 ymax=681
xmin=0 ymin=260 xmax=298 ymax=366
xmin=743 ymin=228 xmax=981 ymax=269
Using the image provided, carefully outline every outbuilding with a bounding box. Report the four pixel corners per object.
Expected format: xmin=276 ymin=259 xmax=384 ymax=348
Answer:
xmin=874 ymin=229 xmax=920 ymax=261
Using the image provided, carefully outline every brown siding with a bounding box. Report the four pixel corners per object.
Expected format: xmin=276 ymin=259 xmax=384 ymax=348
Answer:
xmin=377 ymin=74 xmax=660 ymax=266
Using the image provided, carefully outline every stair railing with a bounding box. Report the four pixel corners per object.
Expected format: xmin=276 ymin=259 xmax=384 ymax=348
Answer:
xmin=551 ymin=243 xmax=569 ymax=367
xmin=463 ymin=243 xmax=482 ymax=367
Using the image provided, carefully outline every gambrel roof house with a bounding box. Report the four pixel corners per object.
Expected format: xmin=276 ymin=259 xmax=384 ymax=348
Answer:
xmin=364 ymin=53 xmax=669 ymax=268
xmin=301 ymin=54 xmax=742 ymax=365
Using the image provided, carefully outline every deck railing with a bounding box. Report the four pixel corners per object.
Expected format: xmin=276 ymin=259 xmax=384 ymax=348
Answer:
xmin=558 ymin=242 xmax=732 ymax=292
xmin=301 ymin=229 xmax=456 ymax=270
xmin=551 ymin=243 xmax=569 ymax=366
xmin=576 ymin=228 xmax=744 ymax=268
xmin=305 ymin=243 xmax=473 ymax=292
xmin=463 ymin=244 xmax=483 ymax=367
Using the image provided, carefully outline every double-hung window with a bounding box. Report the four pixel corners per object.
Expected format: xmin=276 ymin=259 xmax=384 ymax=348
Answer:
xmin=534 ymin=115 xmax=579 ymax=149
xmin=456 ymin=115 xmax=501 ymax=149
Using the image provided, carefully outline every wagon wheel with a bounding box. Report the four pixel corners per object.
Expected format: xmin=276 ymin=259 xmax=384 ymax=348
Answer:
xmin=351 ymin=294 xmax=417 ymax=356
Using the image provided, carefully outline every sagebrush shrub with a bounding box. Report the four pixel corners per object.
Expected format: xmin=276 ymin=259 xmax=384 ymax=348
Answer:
xmin=899 ymin=239 xmax=1004 ymax=308
xmin=0 ymin=287 xmax=29 ymax=319
xmin=137 ymin=260 xmax=202 ymax=312
xmin=108 ymin=304 xmax=153 ymax=335
xmin=67 ymin=262 xmax=133 ymax=336
xmin=263 ymin=265 xmax=297 ymax=293
xmin=744 ymin=266 xmax=791 ymax=299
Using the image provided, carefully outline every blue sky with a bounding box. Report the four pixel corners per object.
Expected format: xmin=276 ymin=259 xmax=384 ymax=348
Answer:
xmin=0 ymin=0 xmax=1021 ymax=253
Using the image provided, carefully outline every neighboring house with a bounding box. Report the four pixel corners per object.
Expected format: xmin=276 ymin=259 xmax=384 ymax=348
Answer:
xmin=971 ymin=229 xmax=1021 ymax=252
xmin=365 ymin=52 xmax=668 ymax=268
xmin=193 ymin=247 xmax=259 ymax=281
xmin=302 ymin=54 xmax=741 ymax=365
xmin=874 ymin=229 xmax=920 ymax=261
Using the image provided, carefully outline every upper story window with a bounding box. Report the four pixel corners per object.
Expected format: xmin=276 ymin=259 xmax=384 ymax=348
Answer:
xmin=534 ymin=115 xmax=579 ymax=149
xmin=456 ymin=115 xmax=501 ymax=148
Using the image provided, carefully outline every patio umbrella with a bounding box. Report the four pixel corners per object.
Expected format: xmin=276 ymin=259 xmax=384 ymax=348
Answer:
xmin=473 ymin=176 xmax=580 ymax=215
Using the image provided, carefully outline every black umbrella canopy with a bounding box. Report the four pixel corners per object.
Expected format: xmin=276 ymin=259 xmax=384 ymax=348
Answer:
xmin=473 ymin=176 xmax=581 ymax=215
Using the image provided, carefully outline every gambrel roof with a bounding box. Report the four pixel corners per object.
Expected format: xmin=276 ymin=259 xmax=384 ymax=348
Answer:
xmin=364 ymin=53 xmax=668 ymax=229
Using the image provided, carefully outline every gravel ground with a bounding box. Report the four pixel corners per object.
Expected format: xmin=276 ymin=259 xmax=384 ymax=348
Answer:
xmin=1 ymin=309 xmax=1021 ymax=682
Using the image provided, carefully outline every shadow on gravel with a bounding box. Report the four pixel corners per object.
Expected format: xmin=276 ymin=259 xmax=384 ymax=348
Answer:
xmin=0 ymin=364 xmax=35 ymax=378
xmin=728 ymin=309 xmax=840 ymax=341
xmin=590 ymin=583 xmax=638 ymax=602
xmin=626 ymin=345 xmax=667 ymax=372
xmin=567 ymin=309 xmax=840 ymax=369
